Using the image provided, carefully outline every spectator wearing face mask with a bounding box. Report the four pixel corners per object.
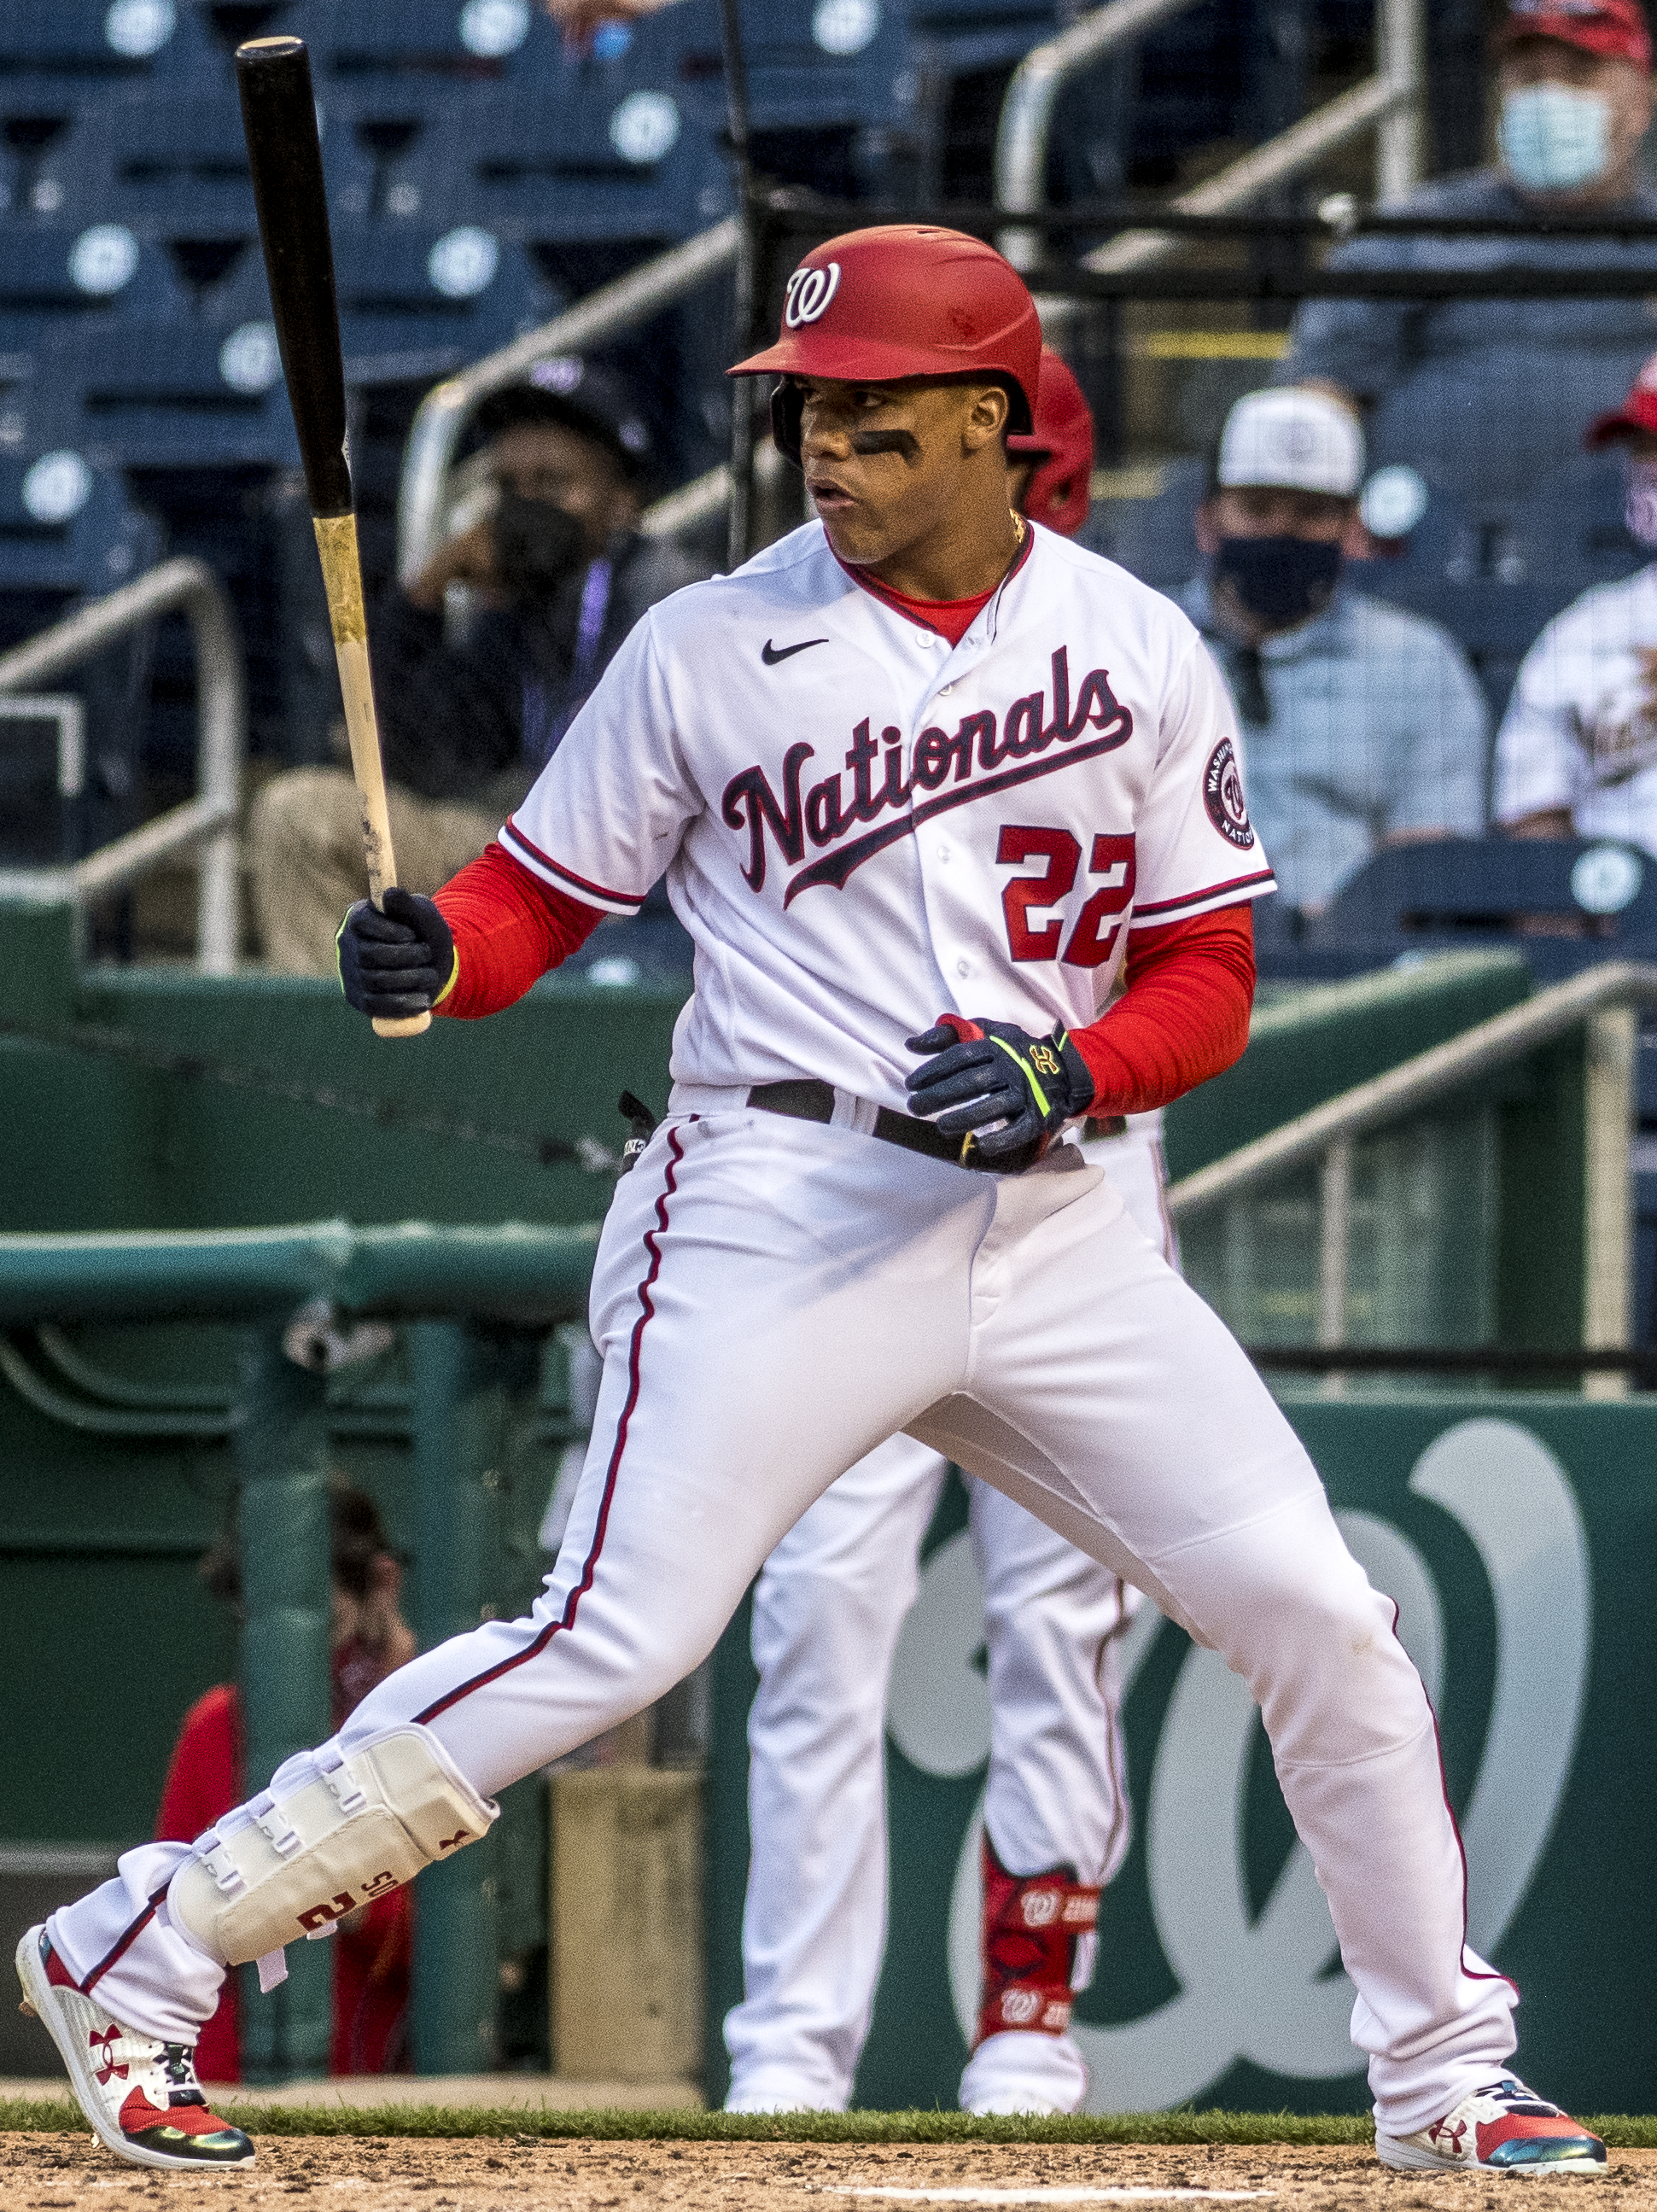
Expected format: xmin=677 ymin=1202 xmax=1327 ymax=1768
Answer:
xmin=1495 ymin=352 xmax=1657 ymax=845
xmin=1275 ymin=0 xmax=1657 ymax=512
xmin=1179 ymin=388 xmax=1489 ymax=914
xmin=248 ymin=361 xmax=697 ymax=975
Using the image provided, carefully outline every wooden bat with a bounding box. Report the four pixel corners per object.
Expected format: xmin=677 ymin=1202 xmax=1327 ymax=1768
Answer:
xmin=236 ymin=34 xmax=429 ymax=1038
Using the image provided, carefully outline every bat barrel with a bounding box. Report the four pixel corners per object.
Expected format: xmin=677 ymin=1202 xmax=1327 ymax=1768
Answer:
xmin=236 ymin=36 xmax=353 ymax=519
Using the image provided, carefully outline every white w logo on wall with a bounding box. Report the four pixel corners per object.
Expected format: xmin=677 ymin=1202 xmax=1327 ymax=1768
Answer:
xmin=885 ymin=1418 xmax=1591 ymax=2110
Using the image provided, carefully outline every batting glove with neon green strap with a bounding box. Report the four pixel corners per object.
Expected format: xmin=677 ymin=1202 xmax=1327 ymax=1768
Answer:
xmin=904 ymin=1013 xmax=1094 ymax=1171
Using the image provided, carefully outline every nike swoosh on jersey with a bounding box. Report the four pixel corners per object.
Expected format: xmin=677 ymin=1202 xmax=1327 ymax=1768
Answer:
xmin=761 ymin=636 xmax=829 ymax=665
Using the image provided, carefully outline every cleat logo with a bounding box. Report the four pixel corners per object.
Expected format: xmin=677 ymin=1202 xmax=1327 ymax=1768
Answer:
xmin=89 ymin=2025 xmax=128 ymax=2086
xmin=1430 ymin=2120 xmax=1467 ymax=2156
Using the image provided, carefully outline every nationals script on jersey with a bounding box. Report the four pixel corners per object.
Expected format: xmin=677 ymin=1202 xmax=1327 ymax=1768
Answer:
xmin=504 ymin=519 xmax=1275 ymax=1111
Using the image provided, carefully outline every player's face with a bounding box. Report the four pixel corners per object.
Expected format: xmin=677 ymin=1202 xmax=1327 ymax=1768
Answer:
xmin=795 ymin=375 xmax=1010 ymax=569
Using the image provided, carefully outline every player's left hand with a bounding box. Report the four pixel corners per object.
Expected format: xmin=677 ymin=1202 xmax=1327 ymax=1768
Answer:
xmin=905 ymin=1015 xmax=1094 ymax=1169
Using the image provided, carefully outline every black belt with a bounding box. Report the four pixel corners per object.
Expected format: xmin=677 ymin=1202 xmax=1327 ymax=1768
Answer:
xmin=747 ymin=1079 xmax=968 ymax=1165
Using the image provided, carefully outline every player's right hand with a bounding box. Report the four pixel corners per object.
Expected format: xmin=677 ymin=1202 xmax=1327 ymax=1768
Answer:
xmin=335 ymin=888 xmax=456 ymax=1020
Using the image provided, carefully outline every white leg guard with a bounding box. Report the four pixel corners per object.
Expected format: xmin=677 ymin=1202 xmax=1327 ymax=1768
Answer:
xmin=167 ymin=1725 xmax=496 ymax=1982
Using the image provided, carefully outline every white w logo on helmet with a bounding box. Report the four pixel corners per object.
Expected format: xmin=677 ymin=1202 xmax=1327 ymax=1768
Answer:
xmin=785 ymin=261 xmax=842 ymax=329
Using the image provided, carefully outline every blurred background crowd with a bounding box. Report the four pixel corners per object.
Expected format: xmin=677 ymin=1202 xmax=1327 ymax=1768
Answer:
xmin=9 ymin=0 xmax=1657 ymax=987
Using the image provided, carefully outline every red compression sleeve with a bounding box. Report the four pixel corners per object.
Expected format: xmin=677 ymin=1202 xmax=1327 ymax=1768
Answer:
xmin=1071 ymin=904 xmax=1256 ymax=1115
xmin=432 ymin=840 xmax=604 ymax=1018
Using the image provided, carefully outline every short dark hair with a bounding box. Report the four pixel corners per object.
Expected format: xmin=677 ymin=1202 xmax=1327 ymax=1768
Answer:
xmin=201 ymin=1478 xmax=400 ymax=1606
xmin=474 ymin=362 xmax=654 ymax=484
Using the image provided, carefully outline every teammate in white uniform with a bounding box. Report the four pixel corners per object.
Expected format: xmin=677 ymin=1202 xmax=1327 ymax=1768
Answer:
xmin=1496 ymin=349 xmax=1657 ymax=847
xmin=726 ymin=357 xmax=1158 ymax=2119
xmin=25 ymin=226 xmax=1602 ymax=2180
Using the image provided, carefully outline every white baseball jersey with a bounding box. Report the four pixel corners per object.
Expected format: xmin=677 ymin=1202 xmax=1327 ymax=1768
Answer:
xmin=1494 ymin=563 xmax=1657 ymax=849
xmin=504 ymin=521 xmax=1275 ymax=1112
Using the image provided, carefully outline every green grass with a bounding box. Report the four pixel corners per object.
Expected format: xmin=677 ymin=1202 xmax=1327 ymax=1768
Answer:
xmin=3 ymin=2100 xmax=1655 ymax=2147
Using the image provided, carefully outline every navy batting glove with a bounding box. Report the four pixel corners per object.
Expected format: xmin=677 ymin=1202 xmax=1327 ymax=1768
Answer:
xmin=905 ymin=1015 xmax=1094 ymax=1169
xmin=335 ymin=887 xmax=456 ymax=1021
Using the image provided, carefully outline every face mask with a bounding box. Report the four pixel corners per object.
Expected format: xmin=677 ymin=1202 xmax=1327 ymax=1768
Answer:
xmin=1499 ymin=83 xmax=1612 ymax=194
xmin=491 ymin=493 xmax=589 ymax=600
xmin=1212 ymin=534 xmax=1342 ymax=631
xmin=1627 ymin=459 xmax=1657 ymax=547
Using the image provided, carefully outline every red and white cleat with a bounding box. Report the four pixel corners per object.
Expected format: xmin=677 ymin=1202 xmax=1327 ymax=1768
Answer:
xmin=1378 ymin=2076 xmax=1606 ymax=2177
xmin=15 ymin=1924 xmax=254 ymax=2172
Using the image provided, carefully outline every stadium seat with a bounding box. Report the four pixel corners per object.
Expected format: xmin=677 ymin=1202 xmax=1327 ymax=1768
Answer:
xmin=0 ymin=445 xmax=160 ymax=605
xmin=211 ymin=219 xmax=563 ymax=388
xmin=300 ymin=0 xmax=563 ymax=84
xmin=374 ymin=81 xmax=734 ymax=247
xmin=25 ymin=84 xmax=376 ymax=302
xmin=1354 ymin=451 xmax=1643 ymax=719
xmin=0 ymin=220 xmax=192 ymax=382
xmin=17 ymin=314 xmax=301 ymax=469
xmin=0 ymin=0 xmax=211 ymax=82
xmin=0 ymin=448 xmax=164 ymax=865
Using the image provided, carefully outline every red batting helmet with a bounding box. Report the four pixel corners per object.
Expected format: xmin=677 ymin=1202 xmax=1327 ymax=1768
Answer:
xmin=729 ymin=225 xmax=1041 ymax=466
xmin=1008 ymin=348 xmax=1094 ymax=538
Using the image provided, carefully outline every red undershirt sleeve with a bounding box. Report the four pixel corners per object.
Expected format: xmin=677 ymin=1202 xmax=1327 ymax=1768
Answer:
xmin=432 ymin=841 xmax=604 ymax=1018
xmin=1070 ymin=904 xmax=1256 ymax=1115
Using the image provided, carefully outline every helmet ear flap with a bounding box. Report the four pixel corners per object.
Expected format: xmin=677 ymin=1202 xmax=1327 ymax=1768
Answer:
xmin=771 ymin=379 xmax=804 ymax=470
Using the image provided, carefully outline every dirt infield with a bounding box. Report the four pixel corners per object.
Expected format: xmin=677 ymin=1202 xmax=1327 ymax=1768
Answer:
xmin=2 ymin=2134 xmax=1652 ymax=2211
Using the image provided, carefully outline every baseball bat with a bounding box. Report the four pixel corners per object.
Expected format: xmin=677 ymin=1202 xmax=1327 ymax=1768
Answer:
xmin=235 ymin=35 xmax=429 ymax=1038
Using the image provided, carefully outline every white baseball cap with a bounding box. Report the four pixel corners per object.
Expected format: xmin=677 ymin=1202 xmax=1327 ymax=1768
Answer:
xmin=1216 ymin=387 xmax=1365 ymax=498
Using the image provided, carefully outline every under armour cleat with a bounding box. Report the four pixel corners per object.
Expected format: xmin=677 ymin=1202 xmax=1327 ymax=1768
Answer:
xmin=1377 ymin=2075 xmax=1606 ymax=2176
xmin=15 ymin=1924 xmax=254 ymax=2171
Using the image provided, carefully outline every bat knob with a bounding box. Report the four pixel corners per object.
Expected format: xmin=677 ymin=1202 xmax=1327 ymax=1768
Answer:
xmin=372 ymin=1012 xmax=433 ymax=1039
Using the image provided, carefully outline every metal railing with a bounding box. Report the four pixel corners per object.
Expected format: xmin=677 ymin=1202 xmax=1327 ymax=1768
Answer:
xmin=997 ymin=0 xmax=1422 ymax=287
xmin=994 ymin=0 xmax=1208 ymax=271
xmin=397 ymin=217 xmax=742 ymax=586
xmin=1164 ymin=964 xmax=1657 ymax=1395
xmin=0 ymin=558 xmax=245 ymax=974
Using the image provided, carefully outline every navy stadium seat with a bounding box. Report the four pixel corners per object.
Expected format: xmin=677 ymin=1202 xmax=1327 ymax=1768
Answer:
xmin=301 ymin=0 xmax=562 ymax=83
xmin=0 ymin=0 xmax=210 ymax=82
xmin=17 ymin=314 xmax=301 ymax=469
xmin=0 ymin=446 xmax=160 ymax=599
xmin=0 ymin=448 xmax=164 ymax=864
xmin=373 ymin=82 xmax=734 ymax=247
xmin=0 ymin=220 xmax=191 ymax=381
xmin=212 ymin=219 xmax=562 ymax=387
xmin=1354 ymin=451 xmax=1645 ymax=720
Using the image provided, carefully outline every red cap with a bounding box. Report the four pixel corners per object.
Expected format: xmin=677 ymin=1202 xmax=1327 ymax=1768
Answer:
xmin=1500 ymin=0 xmax=1651 ymax=68
xmin=1007 ymin=347 xmax=1094 ymax=538
xmin=729 ymin=225 xmax=1041 ymax=436
xmin=1588 ymin=349 xmax=1657 ymax=442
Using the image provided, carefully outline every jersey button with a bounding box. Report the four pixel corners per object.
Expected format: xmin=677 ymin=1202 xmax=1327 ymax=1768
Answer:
xmin=956 ymin=957 xmax=971 ymax=977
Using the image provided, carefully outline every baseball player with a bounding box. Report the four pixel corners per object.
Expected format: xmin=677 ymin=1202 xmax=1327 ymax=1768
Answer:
xmin=23 ymin=227 xmax=1602 ymax=2179
xmin=726 ymin=353 xmax=1154 ymax=2119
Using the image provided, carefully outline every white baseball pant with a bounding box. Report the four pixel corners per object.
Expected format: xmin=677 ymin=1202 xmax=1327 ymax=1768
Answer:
xmin=725 ymin=1122 xmax=1168 ymax=2116
xmin=50 ymin=1105 xmax=1517 ymax=2133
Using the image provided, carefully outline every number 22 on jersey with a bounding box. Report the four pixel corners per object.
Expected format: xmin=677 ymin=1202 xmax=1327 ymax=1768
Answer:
xmin=997 ymin=827 xmax=1135 ymax=968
